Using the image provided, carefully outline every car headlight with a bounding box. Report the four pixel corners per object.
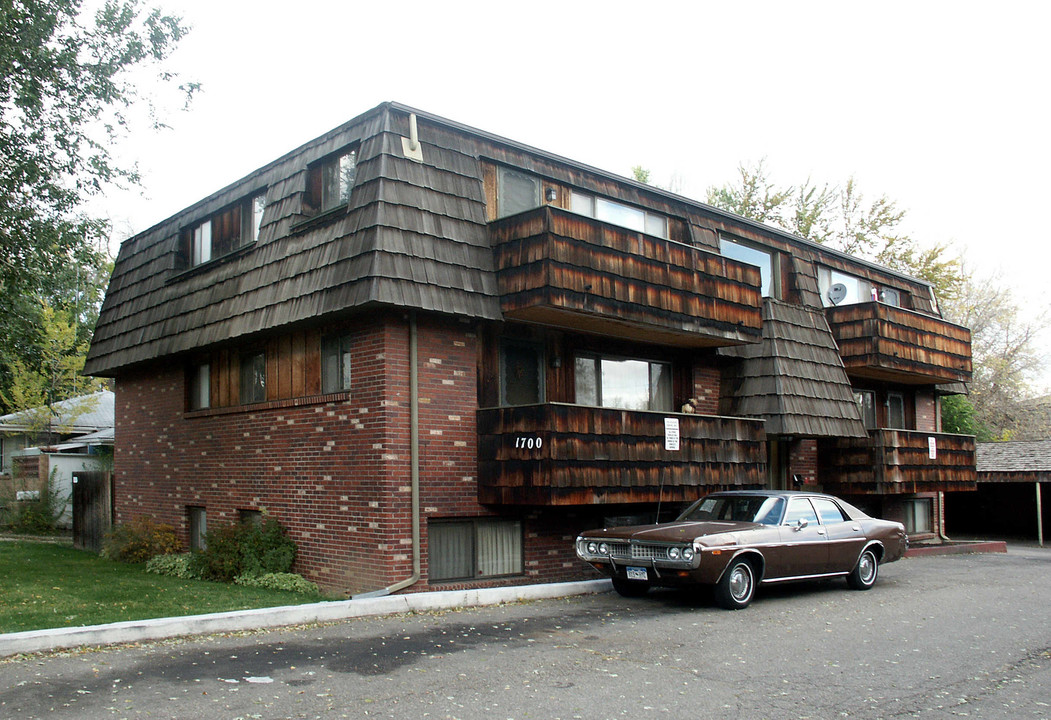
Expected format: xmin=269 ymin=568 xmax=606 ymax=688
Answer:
xmin=668 ymin=547 xmax=681 ymax=560
xmin=682 ymin=547 xmax=695 ymax=562
xmin=598 ymin=542 xmax=609 ymax=555
xmin=586 ymin=541 xmax=598 ymax=554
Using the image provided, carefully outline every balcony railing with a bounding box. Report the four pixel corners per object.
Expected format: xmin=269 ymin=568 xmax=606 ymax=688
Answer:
xmin=819 ymin=429 xmax=977 ymax=494
xmin=477 ymin=402 xmax=767 ymax=505
xmin=489 ymin=206 xmax=763 ymax=348
xmin=825 ymin=302 xmax=972 ymax=384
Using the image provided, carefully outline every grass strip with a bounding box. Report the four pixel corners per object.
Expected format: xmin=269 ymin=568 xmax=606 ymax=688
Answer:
xmin=0 ymin=541 xmax=329 ymax=634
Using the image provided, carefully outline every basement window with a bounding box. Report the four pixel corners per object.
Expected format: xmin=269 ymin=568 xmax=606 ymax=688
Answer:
xmin=429 ymin=518 xmax=523 ymax=582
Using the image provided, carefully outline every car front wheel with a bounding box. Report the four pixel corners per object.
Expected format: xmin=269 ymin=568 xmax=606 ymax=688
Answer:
xmin=612 ymin=577 xmax=651 ymax=597
xmin=847 ymin=548 xmax=879 ymax=590
xmin=715 ymin=558 xmax=756 ymax=610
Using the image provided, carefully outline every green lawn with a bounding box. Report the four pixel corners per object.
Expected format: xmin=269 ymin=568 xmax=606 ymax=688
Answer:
xmin=0 ymin=541 xmax=331 ymax=634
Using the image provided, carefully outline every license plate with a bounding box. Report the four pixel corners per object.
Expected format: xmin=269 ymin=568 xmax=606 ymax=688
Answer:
xmin=626 ymin=567 xmax=648 ymax=581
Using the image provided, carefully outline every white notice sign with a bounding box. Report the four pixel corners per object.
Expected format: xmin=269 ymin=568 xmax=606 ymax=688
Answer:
xmin=928 ymin=436 xmax=937 ymax=460
xmin=665 ymin=418 xmax=680 ymax=451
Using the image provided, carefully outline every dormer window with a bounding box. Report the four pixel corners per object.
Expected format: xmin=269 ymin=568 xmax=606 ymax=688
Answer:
xmin=571 ymin=191 xmax=668 ymax=239
xmin=818 ymin=267 xmax=905 ymax=308
xmin=181 ymin=192 xmax=265 ymax=269
xmin=496 ymin=167 xmax=540 ymax=217
xmin=720 ymin=236 xmax=778 ymax=298
xmin=306 ymin=147 xmax=357 ymax=215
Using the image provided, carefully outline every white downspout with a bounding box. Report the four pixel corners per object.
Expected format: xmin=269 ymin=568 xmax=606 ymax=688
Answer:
xmin=354 ymin=311 xmax=421 ymax=598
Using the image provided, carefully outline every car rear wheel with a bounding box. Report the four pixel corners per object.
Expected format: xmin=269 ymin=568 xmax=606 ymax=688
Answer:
xmin=847 ymin=548 xmax=879 ymax=590
xmin=715 ymin=558 xmax=755 ymax=610
xmin=611 ymin=577 xmax=651 ymax=597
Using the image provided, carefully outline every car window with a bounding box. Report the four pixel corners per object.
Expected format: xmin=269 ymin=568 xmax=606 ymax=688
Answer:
xmin=678 ymin=496 xmax=785 ymax=525
xmin=783 ymin=498 xmax=819 ymax=526
xmin=812 ymin=498 xmax=847 ymax=524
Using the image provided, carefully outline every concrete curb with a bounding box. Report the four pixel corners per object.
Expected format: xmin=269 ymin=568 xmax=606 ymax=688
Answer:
xmin=905 ymin=540 xmax=1008 ymax=558
xmin=0 ymin=578 xmax=613 ymax=659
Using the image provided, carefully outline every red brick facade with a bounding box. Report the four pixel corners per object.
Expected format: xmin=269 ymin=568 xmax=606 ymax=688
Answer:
xmin=114 ymin=311 xmax=600 ymax=594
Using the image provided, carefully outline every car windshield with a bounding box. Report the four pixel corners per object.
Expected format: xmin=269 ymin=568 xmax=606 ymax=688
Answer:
xmin=677 ymin=495 xmax=785 ymax=526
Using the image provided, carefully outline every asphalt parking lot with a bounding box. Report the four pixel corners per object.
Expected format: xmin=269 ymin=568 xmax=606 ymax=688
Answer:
xmin=2 ymin=546 xmax=1049 ymax=719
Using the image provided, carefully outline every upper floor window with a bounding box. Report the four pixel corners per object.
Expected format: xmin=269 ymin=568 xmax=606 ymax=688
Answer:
xmin=887 ymin=392 xmax=906 ymax=429
xmin=575 ymin=353 xmax=672 ymax=412
xmin=306 ymin=147 xmax=357 ymax=216
xmin=818 ymin=267 xmax=903 ymax=308
xmin=571 ymin=190 xmax=668 ymax=239
xmin=321 ymin=332 xmax=352 ymax=394
xmin=720 ymin=236 xmax=778 ymax=298
xmin=854 ymin=390 xmax=876 ymax=430
xmin=182 ymin=192 xmax=265 ymax=268
xmin=497 ymin=167 xmax=541 ymax=218
xmin=240 ymin=350 xmax=267 ymax=405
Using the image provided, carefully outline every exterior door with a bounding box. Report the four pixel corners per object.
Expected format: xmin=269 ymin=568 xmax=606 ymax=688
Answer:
xmin=778 ymin=497 xmax=829 ymax=576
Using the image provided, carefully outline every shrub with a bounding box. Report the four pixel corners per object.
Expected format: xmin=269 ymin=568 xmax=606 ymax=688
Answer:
xmin=103 ymin=517 xmax=181 ymax=563
xmin=145 ymin=552 xmax=197 ymax=579
xmin=235 ymin=572 xmax=320 ymax=595
xmin=189 ymin=517 xmax=297 ymax=582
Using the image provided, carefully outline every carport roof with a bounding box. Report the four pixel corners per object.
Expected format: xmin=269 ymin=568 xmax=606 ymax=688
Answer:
xmin=977 ymin=441 xmax=1051 ymax=474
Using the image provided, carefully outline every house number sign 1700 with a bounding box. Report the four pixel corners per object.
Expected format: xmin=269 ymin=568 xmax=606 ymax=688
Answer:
xmin=514 ymin=436 xmax=543 ymax=450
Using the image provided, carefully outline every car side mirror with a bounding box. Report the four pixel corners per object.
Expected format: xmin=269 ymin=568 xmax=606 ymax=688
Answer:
xmin=795 ymin=518 xmax=809 ymax=530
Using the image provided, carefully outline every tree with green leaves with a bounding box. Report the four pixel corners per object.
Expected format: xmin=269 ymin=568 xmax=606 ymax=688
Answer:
xmin=0 ymin=0 xmax=194 ymax=413
xmin=704 ymin=160 xmax=964 ymax=303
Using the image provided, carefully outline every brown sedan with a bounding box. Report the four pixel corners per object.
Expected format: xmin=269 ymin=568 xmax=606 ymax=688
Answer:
xmin=575 ymin=490 xmax=908 ymax=609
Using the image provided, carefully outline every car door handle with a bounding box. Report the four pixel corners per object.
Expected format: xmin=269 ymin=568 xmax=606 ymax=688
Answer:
xmin=851 ymin=525 xmax=861 ymax=532
xmin=817 ymin=528 xmax=826 ymax=535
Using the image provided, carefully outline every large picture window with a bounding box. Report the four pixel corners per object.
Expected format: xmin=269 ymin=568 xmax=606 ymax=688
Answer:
xmin=571 ymin=190 xmax=668 ymax=239
xmin=575 ymin=353 xmax=672 ymax=412
xmin=720 ymin=236 xmax=777 ymax=298
xmin=429 ymin=519 xmax=523 ymax=581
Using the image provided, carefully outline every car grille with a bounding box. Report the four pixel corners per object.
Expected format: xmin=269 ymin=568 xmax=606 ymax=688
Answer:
xmin=607 ymin=542 xmax=670 ymax=562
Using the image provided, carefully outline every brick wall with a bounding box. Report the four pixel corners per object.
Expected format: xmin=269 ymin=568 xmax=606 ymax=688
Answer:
xmin=113 ymin=311 xmax=599 ymax=594
xmin=789 ymin=439 xmax=818 ymax=486
xmin=915 ymin=391 xmax=937 ymax=432
xmin=690 ymin=362 xmax=721 ymax=415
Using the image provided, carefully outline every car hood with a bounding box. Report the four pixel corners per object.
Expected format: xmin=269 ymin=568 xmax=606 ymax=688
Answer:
xmin=581 ymin=520 xmax=763 ymax=543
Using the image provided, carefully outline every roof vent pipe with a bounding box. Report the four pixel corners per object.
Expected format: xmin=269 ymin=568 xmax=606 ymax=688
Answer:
xmin=401 ymin=113 xmax=424 ymax=163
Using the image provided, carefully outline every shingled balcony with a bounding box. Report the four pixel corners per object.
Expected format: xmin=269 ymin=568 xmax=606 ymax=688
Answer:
xmin=819 ymin=429 xmax=977 ymax=495
xmin=476 ymin=403 xmax=767 ymax=506
xmin=825 ymin=302 xmax=972 ymax=384
xmin=489 ymin=207 xmax=763 ymax=348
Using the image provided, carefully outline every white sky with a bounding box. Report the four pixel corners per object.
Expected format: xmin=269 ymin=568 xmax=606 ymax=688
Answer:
xmin=97 ymin=0 xmax=1051 ymax=390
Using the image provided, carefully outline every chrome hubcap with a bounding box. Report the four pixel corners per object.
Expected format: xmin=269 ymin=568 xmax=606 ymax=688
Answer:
xmin=730 ymin=565 xmax=752 ymax=601
xmin=859 ymin=552 xmax=876 ymax=583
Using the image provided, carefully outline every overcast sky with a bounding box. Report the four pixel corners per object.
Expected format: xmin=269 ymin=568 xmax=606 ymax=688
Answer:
xmin=97 ymin=0 xmax=1051 ymax=390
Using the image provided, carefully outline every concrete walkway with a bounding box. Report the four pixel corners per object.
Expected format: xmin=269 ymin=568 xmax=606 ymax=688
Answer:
xmin=0 ymin=579 xmax=613 ymax=658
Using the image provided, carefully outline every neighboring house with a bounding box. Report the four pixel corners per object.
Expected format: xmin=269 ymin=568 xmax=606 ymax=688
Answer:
xmin=84 ymin=103 xmax=976 ymax=594
xmin=946 ymin=440 xmax=1050 ymax=543
xmin=0 ymin=390 xmax=114 ymax=527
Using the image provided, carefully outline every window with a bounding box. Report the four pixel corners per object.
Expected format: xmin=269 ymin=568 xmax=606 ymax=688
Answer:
xmin=500 ymin=340 xmax=544 ymax=406
xmin=189 ymin=363 xmax=211 ymax=410
xmin=306 ymin=147 xmax=357 ymax=215
xmin=429 ymin=519 xmax=523 ymax=581
xmin=887 ymin=392 xmax=906 ymax=429
xmin=571 ymin=190 xmax=668 ymax=238
xmin=812 ymin=498 xmax=847 ymax=524
xmin=854 ymin=390 xmax=876 ymax=430
xmin=879 ymin=288 xmax=901 ymax=307
xmin=575 ymin=353 xmax=672 ymax=412
xmin=497 ymin=167 xmax=540 ymax=217
xmin=238 ymin=509 xmax=262 ymax=526
xmin=188 ymin=506 xmax=207 ymax=551
xmin=240 ymin=350 xmax=267 ymax=405
xmin=720 ymin=236 xmax=777 ymax=297
xmin=903 ymin=498 xmax=932 ymax=534
xmin=784 ymin=498 xmax=819 ymax=526
xmin=321 ymin=333 xmax=352 ymax=394
xmin=182 ymin=192 xmax=265 ymax=268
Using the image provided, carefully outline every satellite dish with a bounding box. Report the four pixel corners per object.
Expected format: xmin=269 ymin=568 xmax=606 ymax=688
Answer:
xmin=828 ymin=283 xmax=848 ymax=306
